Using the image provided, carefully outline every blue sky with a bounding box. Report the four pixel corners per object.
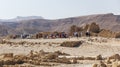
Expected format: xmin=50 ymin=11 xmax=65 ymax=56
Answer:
xmin=0 ymin=0 xmax=119 ymax=19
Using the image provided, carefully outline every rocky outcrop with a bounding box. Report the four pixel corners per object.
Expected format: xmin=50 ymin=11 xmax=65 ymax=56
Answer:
xmin=88 ymin=22 xmax=100 ymax=33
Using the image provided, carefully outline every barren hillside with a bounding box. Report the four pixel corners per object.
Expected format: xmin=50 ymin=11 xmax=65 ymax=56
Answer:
xmin=0 ymin=13 xmax=120 ymax=36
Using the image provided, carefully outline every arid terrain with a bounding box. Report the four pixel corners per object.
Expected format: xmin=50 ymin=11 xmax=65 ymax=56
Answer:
xmin=0 ymin=13 xmax=120 ymax=36
xmin=0 ymin=13 xmax=120 ymax=67
xmin=0 ymin=0 xmax=119 ymax=66
xmin=0 ymin=37 xmax=120 ymax=67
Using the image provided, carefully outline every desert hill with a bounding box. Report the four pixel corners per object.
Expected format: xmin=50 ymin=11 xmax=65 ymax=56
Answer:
xmin=0 ymin=13 xmax=120 ymax=36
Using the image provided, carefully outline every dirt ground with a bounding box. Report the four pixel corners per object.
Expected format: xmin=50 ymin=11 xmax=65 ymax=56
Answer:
xmin=0 ymin=37 xmax=120 ymax=67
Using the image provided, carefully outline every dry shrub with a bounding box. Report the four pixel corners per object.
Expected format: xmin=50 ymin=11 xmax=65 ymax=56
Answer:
xmin=115 ymin=32 xmax=120 ymax=38
xmin=14 ymin=59 xmax=24 ymax=64
xmin=56 ymin=57 xmax=71 ymax=64
xmin=13 ymin=55 xmax=26 ymax=64
xmin=3 ymin=59 xmax=15 ymax=65
xmin=3 ymin=53 xmax=13 ymax=59
xmin=0 ymin=54 xmax=15 ymax=66
xmin=29 ymin=50 xmax=34 ymax=57
xmin=44 ymin=53 xmax=58 ymax=60
xmin=84 ymin=57 xmax=95 ymax=60
xmin=60 ymin=41 xmax=82 ymax=47
xmin=109 ymin=54 xmax=120 ymax=60
xmin=71 ymin=58 xmax=77 ymax=64
xmin=3 ymin=65 xmax=34 ymax=67
xmin=0 ymin=40 xmax=8 ymax=44
xmin=92 ymin=64 xmax=98 ymax=67
xmin=1 ymin=53 xmax=26 ymax=66
xmin=117 ymin=62 xmax=120 ymax=67
xmin=98 ymin=29 xmax=116 ymax=38
xmin=18 ymin=41 xmax=27 ymax=45
xmin=39 ymin=50 xmax=46 ymax=55
xmin=32 ymin=60 xmax=40 ymax=65
xmin=39 ymin=62 xmax=53 ymax=66
xmin=54 ymin=51 xmax=70 ymax=56
xmin=105 ymin=57 xmax=112 ymax=64
xmin=112 ymin=61 xmax=120 ymax=67
xmin=96 ymin=55 xmax=103 ymax=60
xmin=97 ymin=61 xmax=107 ymax=67
xmin=106 ymin=64 xmax=112 ymax=67
xmin=74 ymin=56 xmax=95 ymax=60
xmin=0 ymin=60 xmax=4 ymax=66
xmin=0 ymin=40 xmax=4 ymax=44
xmin=76 ymin=56 xmax=84 ymax=60
xmin=90 ymin=32 xmax=98 ymax=36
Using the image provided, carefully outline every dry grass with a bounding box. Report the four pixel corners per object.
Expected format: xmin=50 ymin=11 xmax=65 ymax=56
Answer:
xmin=109 ymin=54 xmax=120 ymax=60
xmin=3 ymin=53 xmax=13 ymax=59
xmin=56 ymin=57 xmax=71 ymax=64
xmin=93 ymin=61 xmax=107 ymax=67
xmin=96 ymin=55 xmax=103 ymax=60
xmin=76 ymin=56 xmax=84 ymax=60
xmin=54 ymin=51 xmax=70 ymax=56
xmin=84 ymin=57 xmax=95 ymax=60
xmin=92 ymin=64 xmax=98 ymax=67
xmin=93 ymin=54 xmax=120 ymax=67
xmin=60 ymin=41 xmax=82 ymax=47
xmin=98 ymin=29 xmax=116 ymax=38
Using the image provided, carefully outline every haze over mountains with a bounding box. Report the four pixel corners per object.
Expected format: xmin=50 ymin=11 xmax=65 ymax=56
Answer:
xmin=0 ymin=13 xmax=120 ymax=36
xmin=0 ymin=16 xmax=43 ymax=22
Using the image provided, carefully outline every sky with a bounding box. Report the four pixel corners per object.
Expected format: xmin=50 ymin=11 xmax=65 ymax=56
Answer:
xmin=0 ymin=0 xmax=120 ymax=19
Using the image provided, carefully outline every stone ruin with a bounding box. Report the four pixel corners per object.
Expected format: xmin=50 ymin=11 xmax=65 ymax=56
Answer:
xmin=69 ymin=22 xmax=120 ymax=38
xmin=0 ymin=50 xmax=76 ymax=67
xmin=1 ymin=51 xmax=120 ymax=67
xmin=83 ymin=22 xmax=100 ymax=33
xmin=69 ymin=22 xmax=100 ymax=37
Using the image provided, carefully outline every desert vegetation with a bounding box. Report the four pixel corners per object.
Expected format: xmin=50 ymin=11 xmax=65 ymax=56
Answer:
xmin=60 ymin=41 xmax=82 ymax=47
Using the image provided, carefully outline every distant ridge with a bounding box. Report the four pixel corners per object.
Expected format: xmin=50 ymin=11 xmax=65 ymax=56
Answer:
xmin=14 ymin=16 xmax=44 ymax=21
xmin=0 ymin=16 xmax=43 ymax=22
xmin=0 ymin=13 xmax=120 ymax=36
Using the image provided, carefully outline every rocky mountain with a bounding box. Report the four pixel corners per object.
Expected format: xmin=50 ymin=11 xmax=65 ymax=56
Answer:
xmin=0 ymin=13 xmax=120 ymax=36
xmin=52 ymin=13 xmax=120 ymax=32
xmin=0 ymin=16 xmax=43 ymax=22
